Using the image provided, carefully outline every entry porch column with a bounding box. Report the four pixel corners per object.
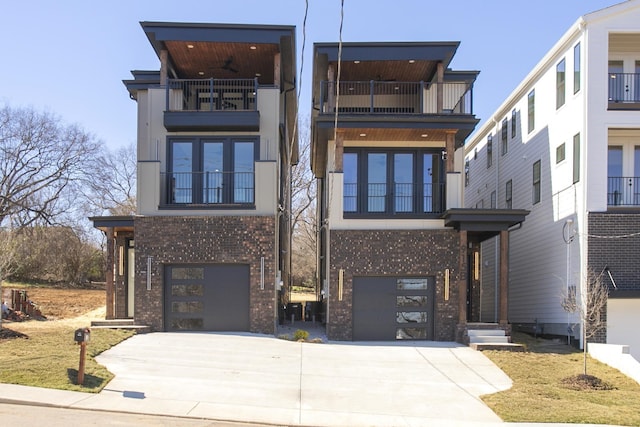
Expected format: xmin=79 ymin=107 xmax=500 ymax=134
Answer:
xmin=499 ymin=230 xmax=509 ymax=325
xmin=105 ymin=227 xmax=115 ymax=320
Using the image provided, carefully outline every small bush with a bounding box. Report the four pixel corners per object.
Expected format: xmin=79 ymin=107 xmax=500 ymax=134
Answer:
xmin=293 ymin=329 xmax=309 ymax=341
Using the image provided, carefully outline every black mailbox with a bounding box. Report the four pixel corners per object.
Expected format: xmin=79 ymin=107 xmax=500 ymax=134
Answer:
xmin=74 ymin=328 xmax=90 ymax=343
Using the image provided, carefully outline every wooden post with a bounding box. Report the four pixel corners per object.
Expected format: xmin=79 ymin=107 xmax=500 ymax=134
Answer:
xmin=78 ymin=341 xmax=87 ymax=385
xmin=499 ymin=230 xmax=509 ymax=325
xmin=436 ymin=62 xmax=444 ymax=114
xmin=327 ymin=65 xmax=336 ymax=113
xmin=445 ymin=131 xmax=456 ymax=173
xmin=105 ymin=228 xmax=115 ymax=320
xmin=159 ymin=49 xmax=168 ymax=87
xmin=335 ymin=130 xmax=344 ymax=172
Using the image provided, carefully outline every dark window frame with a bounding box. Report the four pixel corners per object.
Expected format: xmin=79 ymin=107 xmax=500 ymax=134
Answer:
xmin=166 ymin=136 xmax=259 ymax=206
xmin=511 ymin=109 xmax=517 ymax=138
xmin=505 ymin=179 xmax=513 ymax=209
xmin=487 ymin=134 xmax=493 ymax=168
xmin=528 ymin=89 xmax=535 ymax=134
xmin=501 ymin=118 xmax=508 ymax=155
xmin=533 ymin=160 xmax=541 ymax=204
xmin=574 ymin=43 xmax=581 ymax=94
xmin=343 ymin=147 xmax=445 ymax=217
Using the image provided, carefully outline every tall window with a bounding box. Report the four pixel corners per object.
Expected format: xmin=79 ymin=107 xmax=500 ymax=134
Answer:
xmin=608 ymin=146 xmax=623 ymax=205
xmin=556 ymin=58 xmax=566 ymax=109
xmin=487 ymin=135 xmax=493 ymax=168
xmin=465 ymin=159 xmax=470 ymax=187
xmin=490 ymin=191 xmax=496 ymax=209
xmin=501 ymin=118 xmax=508 ymax=155
xmin=573 ymin=133 xmax=581 ymax=184
xmin=574 ymin=43 xmax=581 ymax=94
xmin=343 ymin=149 xmax=444 ymax=215
xmin=528 ymin=89 xmax=535 ymax=133
xmin=168 ymin=137 xmax=257 ymax=205
xmin=511 ymin=109 xmax=517 ymax=138
xmin=505 ymin=180 xmax=512 ymax=209
xmin=533 ymin=160 xmax=541 ymax=204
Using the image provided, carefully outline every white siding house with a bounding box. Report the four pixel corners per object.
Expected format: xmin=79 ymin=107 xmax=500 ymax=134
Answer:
xmin=464 ymin=0 xmax=640 ymax=359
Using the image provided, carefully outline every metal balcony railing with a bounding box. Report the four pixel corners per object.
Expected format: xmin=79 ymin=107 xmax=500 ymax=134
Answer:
xmin=319 ymin=80 xmax=473 ymax=115
xmin=162 ymin=171 xmax=255 ymax=205
xmin=608 ymin=176 xmax=640 ymax=206
xmin=343 ymin=182 xmax=445 ymax=215
xmin=608 ymin=73 xmax=640 ymax=103
xmin=166 ymin=78 xmax=258 ymax=112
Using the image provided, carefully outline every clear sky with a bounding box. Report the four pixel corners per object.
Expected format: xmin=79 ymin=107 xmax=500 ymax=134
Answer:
xmin=0 ymin=0 xmax=623 ymax=149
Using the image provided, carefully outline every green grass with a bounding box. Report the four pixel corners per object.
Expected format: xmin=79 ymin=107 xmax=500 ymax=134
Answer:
xmin=0 ymin=325 xmax=134 ymax=392
xmin=482 ymin=332 xmax=640 ymax=426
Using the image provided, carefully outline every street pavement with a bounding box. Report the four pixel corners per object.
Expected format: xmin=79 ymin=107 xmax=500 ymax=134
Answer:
xmin=0 ymin=331 xmax=626 ymax=426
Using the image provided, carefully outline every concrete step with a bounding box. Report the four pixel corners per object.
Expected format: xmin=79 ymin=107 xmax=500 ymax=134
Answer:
xmin=90 ymin=324 xmax=151 ymax=333
xmin=469 ymin=335 xmax=510 ymax=344
xmin=467 ymin=329 xmax=506 ymax=337
xmin=470 ymin=342 xmax=525 ymax=352
xmin=91 ymin=319 xmax=135 ymax=327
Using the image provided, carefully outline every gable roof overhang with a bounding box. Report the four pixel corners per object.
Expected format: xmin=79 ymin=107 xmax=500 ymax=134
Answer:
xmin=443 ymin=208 xmax=530 ymax=243
xmin=89 ymin=216 xmax=134 ymax=233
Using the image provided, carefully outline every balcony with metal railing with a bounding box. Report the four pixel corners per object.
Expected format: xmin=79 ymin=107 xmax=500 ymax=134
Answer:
xmin=163 ymin=78 xmax=261 ymax=131
xmin=319 ymin=80 xmax=473 ymax=115
xmin=608 ymin=73 xmax=640 ymax=109
xmin=343 ymin=181 xmax=446 ymax=216
xmin=608 ymin=177 xmax=640 ymax=207
xmin=161 ymin=171 xmax=255 ymax=206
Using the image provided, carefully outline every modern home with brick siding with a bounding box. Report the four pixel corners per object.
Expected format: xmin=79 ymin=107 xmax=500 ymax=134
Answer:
xmin=464 ymin=0 xmax=640 ymax=358
xmin=311 ymin=41 xmax=528 ymax=341
xmin=92 ymin=22 xmax=297 ymax=334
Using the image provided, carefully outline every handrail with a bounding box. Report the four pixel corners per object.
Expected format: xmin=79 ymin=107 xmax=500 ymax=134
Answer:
xmin=607 ymin=176 xmax=640 ymax=206
xmin=166 ymin=78 xmax=258 ymax=112
xmin=608 ymin=73 xmax=640 ymax=103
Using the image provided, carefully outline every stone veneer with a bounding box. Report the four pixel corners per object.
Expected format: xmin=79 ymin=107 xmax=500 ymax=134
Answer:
xmin=327 ymin=229 xmax=462 ymax=341
xmin=133 ymin=215 xmax=276 ymax=334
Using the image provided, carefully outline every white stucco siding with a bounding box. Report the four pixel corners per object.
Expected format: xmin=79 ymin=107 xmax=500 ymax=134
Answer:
xmin=608 ymin=298 xmax=640 ymax=361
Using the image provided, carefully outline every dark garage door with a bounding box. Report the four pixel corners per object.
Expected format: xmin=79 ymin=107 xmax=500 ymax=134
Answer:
xmin=353 ymin=276 xmax=434 ymax=341
xmin=165 ymin=264 xmax=250 ymax=332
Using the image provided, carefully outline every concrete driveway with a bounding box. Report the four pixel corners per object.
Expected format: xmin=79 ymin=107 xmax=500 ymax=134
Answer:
xmin=85 ymin=332 xmax=511 ymax=426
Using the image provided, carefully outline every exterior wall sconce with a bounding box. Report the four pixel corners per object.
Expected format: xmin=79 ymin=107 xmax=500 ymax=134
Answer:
xmin=338 ymin=269 xmax=344 ymax=301
xmin=444 ymin=268 xmax=450 ymax=301
xmin=474 ymin=252 xmax=480 ymax=281
xmin=118 ymin=246 xmax=124 ymax=276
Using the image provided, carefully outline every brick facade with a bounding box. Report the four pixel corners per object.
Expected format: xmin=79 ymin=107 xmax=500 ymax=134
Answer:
xmin=327 ymin=229 xmax=462 ymax=341
xmin=133 ymin=215 xmax=276 ymax=334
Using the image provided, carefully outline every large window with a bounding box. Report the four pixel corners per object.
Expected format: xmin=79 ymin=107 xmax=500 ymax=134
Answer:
xmin=511 ymin=109 xmax=517 ymax=138
xmin=556 ymin=58 xmax=566 ymax=109
xmin=608 ymin=146 xmax=623 ymax=205
xmin=343 ymin=148 xmax=444 ymax=215
xmin=168 ymin=137 xmax=257 ymax=205
xmin=528 ymin=90 xmax=535 ymax=133
xmin=574 ymin=43 xmax=581 ymax=94
xmin=505 ymin=180 xmax=513 ymax=209
xmin=533 ymin=160 xmax=541 ymax=204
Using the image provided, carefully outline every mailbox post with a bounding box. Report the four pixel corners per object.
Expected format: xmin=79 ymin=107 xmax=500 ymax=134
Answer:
xmin=74 ymin=328 xmax=91 ymax=385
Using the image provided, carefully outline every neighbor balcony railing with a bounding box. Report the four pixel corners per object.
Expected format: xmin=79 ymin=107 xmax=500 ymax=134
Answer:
xmin=343 ymin=182 xmax=445 ymax=214
xmin=608 ymin=176 xmax=640 ymax=206
xmin=162 ymin=171 xmax=255 ymax=205
xmin=319 ymin=80 xmax=473 ymax=115
xmin=166 ymin=78 xmax=258 ymax=112
xmin=608 ymin=73 xmax=640 ymax=103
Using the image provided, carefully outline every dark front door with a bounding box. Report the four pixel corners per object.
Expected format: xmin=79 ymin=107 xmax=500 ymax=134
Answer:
xmin=353 ymin=276 xmax=434 ymax=340
xmin=164 ymin=264 xmax=250 ymax=332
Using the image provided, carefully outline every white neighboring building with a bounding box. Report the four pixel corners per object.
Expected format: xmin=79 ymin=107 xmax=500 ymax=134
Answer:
xmin=464 ymin=0 xmax=640 ymax=359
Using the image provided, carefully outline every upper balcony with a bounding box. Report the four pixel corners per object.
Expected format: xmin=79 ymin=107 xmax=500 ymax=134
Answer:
xmin=608 ymin=73 xmax=640 ymax=110
xmin=318 ymin=80 xmax=473 ymax=116
xmin=164 ymin=78 xmax=260 ymax=131
xmin=608 ymin=177 xmax=640 ymax=207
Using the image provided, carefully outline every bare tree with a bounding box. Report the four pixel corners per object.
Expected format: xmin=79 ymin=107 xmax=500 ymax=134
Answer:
xmin=82 ymin=142 xmax=137 ymax=216
xmin=561 ymin=268 xmax=609 ymax=375
xmin=0 ymin=104 xmax=99 ymax=327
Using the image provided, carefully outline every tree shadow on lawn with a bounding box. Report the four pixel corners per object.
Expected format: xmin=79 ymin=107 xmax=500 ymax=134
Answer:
xmin=66 ymin=368 xmax=107 ymax=391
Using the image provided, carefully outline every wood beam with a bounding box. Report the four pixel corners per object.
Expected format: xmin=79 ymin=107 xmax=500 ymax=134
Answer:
xmin=105 ymin=228 xmax=115 ymax=320
xmin=499 ymin=230 xmax=509 ymax=325
xmin=445 ymin=131 xmax=456 ymax=173
xmin=274 ymin=52 xmax=281 ymax=88
xmin=327 ymin=65 xmax=336 ymax=113
xmin=437 ymin=62 xmax=444 ymax=114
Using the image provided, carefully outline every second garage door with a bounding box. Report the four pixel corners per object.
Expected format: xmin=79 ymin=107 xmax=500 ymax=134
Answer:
xmin=353 ymin=276 xmax=434 ymax=341
xmin=165 ymin=264 xmax=250 ymax=332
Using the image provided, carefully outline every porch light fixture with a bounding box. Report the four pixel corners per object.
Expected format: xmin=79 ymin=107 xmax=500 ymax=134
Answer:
xmin=118 ymin=246 xmax=124 ymax=276
xmin=444 ymin=269 xmax=450 ymax=301
xmin=198 ymin=71 xmax=205 ymax=76
xmin=408 ymin=59 xmax=415 ymax=64
xmin=338 ymin=269 xmax=344 ymax=301
xmin=359 ymin=133 xmax=366 ymax=137
xmin=255 ymin=73 xmax=262 ymax=77
xmin=354 ymin=60 xmax=360 ymax=64
xmin=187 ymin=44 xmax=194 ymax=49
xmin=474 ymin=252 xmax=480 ymax=281
xmin=421 ymin=134 xmax=428 ymax=138
xmin=250 ymin=45 xmax=257 ymax=50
